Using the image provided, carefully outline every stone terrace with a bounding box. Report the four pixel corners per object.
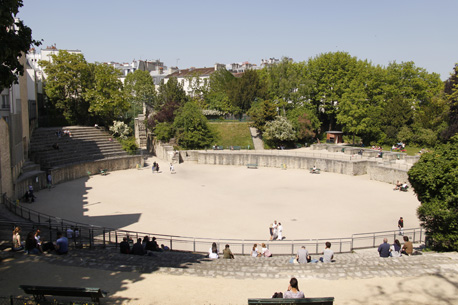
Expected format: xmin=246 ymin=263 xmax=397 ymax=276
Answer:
xmin=29 ymin=126 xmax=128 ymax=169
xmin=1 ymin=246 xmax=458 ymax=281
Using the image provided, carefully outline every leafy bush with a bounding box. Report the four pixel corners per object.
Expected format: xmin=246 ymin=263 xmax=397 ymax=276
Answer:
xmin=109 ymin=120 xmax=131 ymax=140
xmin=154 ymin=122 xmax=175 ymax=142
xmin=118 ymin=137 xmax=138 ymax=155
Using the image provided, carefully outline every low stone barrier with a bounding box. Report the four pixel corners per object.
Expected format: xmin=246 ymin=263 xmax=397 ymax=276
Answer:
xmin=50 ymin=155 xmax=143 ymax=184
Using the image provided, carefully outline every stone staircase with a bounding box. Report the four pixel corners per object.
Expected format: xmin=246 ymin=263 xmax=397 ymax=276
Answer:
xmin=29 ymin=126 xmax=129 ymax=170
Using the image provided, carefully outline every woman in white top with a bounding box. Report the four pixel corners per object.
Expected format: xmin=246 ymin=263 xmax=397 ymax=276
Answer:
xmin=209 ymin=242 xmax=219 ymax=259
xmin=252 ymin=243 xmax=259 ymax=257
xmin=390 ymin=239 xmax=402 ymax=257
xmin=284 ymin=277 xmax=305 ymax=299
xmin=277 ymin=223 xmax=283 ymax=240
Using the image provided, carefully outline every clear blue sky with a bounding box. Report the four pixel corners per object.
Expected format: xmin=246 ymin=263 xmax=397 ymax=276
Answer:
xmin=18 ymin=0 xmax=457 ymax=80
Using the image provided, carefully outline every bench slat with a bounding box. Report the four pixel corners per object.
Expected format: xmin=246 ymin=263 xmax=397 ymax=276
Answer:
xmin=20 ymin=285 xmax=107 ymax=302
xmin=248 ymin=297 xmax=334 ymax=304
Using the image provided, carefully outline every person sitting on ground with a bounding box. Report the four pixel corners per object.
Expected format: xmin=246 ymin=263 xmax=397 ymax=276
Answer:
xmin=393 ymin=180 xmax=402 ymax=190
xmin=390 ymin=239 xmax=402 ymax=257
xmin=55 ymin=231 xmax=68 ymax=255
xmin=319 ymin=242 xmax=334 ymax=263
xmin=223 ymin=244 xmax=234 ymax=259
xmin=261 ymin=243 xmax=272 ymax=257
xmin=312 ymin=165 xmax=317 ymax=173
xmin=131 ymin=238 xmax=145 ymax=255
xmin=160 ymin=244 xmax=170 ymax=251
xmin=296 ymin=246 xmax=309 ymax=264
xmin=120 ymin=237 xmax=130 ymax=254
xmin=378 ymin=238 xmax=391 ymax=258
xmin=150 ymin=237 xmax=161 ymax=252
xmin=12 ymin=227 xmax=24 ymax=251
xmin=252 ymin=243 xmax=260 ymax=257
xmin=400 ymin=182 xmax=408 ymax=191
xmin=209 ymin=242 xmax=219 ymax=259
xmin=284 ymin=277 xmax=305 ymax=299
xmin=34 ymin=229 xmax=42 ymax=246
xmin=25 ymin=231 xmax=41 ymax=254
xmin=401 ymin=236 xmax=413 ymax=255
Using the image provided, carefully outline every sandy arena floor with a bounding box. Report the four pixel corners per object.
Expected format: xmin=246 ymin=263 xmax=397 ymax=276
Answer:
xmin=33 ymin=157 xmax=420 ymax=240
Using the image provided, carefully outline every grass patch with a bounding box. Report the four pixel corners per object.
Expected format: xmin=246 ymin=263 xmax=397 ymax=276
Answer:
xmin=209 ymin=122 xmax=254 ymax=149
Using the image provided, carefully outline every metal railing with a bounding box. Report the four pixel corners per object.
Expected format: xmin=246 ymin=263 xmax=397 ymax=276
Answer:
xmin=2 ymin=194 xmax=425 ymax=255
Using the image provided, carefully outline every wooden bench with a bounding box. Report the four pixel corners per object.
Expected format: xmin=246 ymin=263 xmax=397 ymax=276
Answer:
xmin=20 ymin=285 xmax=107 ymax=303
xmin=247 ymin=164 xmax=258 ymax=169
xmin=310 ymin=168 xmax=321 ymax=174
xmin=231 ymin=146 xmax=241 ymax=150
xmin=248 ymin=297 xmax=334 ymax=304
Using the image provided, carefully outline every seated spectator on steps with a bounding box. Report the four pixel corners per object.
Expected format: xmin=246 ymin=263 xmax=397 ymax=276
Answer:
xmin=296 ymin=246 xmax=309 ymax=264
xmin=401 ymin=236 xmax=413 ymax=255
xmin=284 ymin=277 xmax=305 ymax=299
xmin=223 ymin=244 xmax=234 ymax=259
xmin=25 ymin=231 xmax=41 ymax=254
xmin=12 ymin=227 xmax=24 ymax=251
xmin=131 ymin=238 xmax=145 ymax=255
xmin=55 ymin=231 xmax=68 ymax=255
xmin=120 ymin=237 xmax=131 ymax=254
xmin=378 ymin=238 xmax=391 ymax=257
xmin=160 ymin=244 xmax=170 ymax=251
xmin=319 ymin=241 xmax=334 ymax=263
xmin=390 ymin=239 xmax=402 ymax=257
xmin=209 ymin=242 xmax=219 ymax=259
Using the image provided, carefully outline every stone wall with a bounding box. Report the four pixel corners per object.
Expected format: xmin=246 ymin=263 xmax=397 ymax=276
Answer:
xmin=50 ymin=156 xmax=143 ymax=184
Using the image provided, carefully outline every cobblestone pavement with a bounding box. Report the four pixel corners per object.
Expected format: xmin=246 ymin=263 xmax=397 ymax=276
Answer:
xmin=2 ymin=246 xmax=457 ymax=281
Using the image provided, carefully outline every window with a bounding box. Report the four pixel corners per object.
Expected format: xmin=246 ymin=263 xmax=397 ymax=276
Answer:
xmin=1 ymin=95 xmax=9 ymax=109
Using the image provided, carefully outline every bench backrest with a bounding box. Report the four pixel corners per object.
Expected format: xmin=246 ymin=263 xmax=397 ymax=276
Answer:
xmin=248 ymin=297 xmax=334 ymax=305
xmin=20 ymin=285 xmax=106 ymax=299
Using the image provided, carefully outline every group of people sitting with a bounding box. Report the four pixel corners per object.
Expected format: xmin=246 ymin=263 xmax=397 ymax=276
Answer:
xmin=120 ymin=235 xmax=169 ymax=255
xmin=208 ymin=242 xmax=235 ymax=259
xmin=55 ymin=129 xmax=72 ymax=138
xmin=378 ymin=236 xmax=413 ymax=257
xmin=251 ymin=243 xmax=272 ymax=258
xmin=12 ymin=226 xmax=68 ymax=255
xmin=393 ymin=180 xmax=408 ymax=191
xmin=293 ymin=241 xmax=334 ymax=264
xmin=152 ymin=161 xmax=160 ymax=173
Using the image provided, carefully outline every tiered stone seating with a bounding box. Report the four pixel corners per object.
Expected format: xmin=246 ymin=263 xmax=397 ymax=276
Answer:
xmin=30 ymin=126 xmax=129 ymax=170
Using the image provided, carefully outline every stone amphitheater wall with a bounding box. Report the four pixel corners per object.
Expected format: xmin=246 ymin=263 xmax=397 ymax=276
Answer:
xmin=50 ymin=155 xmax=143 ymax=184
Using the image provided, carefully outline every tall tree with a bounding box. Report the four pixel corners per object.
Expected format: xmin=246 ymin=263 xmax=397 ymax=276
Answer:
xmin=40 ymin=50 xmax=92 ymax=124
xmin=173 ymin=101 xmax=216 ymax=149
xmin=408 ymin=135 xmax=458 ymax=251
xmin=0 ymin=0 xmax=41 ymax=89
xmin=156 ymin=77 xmax=188 ymax=110
xmin=228 ymin=69 xmax=266 ymax=113
xmin=247 ymin=99 xmax=278 ymax=132
xmin=124 ymin=69 xmax=156 ymax=115
xmin=305 ymin=52 xmax=360 ymax=131
xmin=84 ymin=63 xmax=128 ymax=126
xmin=263 ymin=116 xmax=296 ymax=147
xmin=442 ymin=64 xmax=458 ymax=140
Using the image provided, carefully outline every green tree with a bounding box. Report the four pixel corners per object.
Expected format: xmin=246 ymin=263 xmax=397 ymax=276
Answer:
xmin=442 ymin=64 xmax=458 ymax=140
xmin=228 ymin=69 xmax=266 ymax=113
xmin=204 ymin=68 xmax=237 ymax=113
xmin=0 ymin=0 xmax=41 ymax=89
xmin=84 ymin=63 xmax=128 ymax=126
xmin=305 ymin=52 xmax=361 ymax=131
xmin=247 ymin=99 xmax=277 ymax=132
xmin=124 ymin=69 xmax=156 ymax=117
xmin=287 ymin=106 xmax=321 ymax=142
xmin=156 ymin=77 xmax=188 ymax=110
xmin=408 ymin=136 xmax=458 ymax=251
xmin=259 ymin=57 xmax=312 ymax=113
xmin=263 ymin=116 xmax=296 ymax=147
xmin=40 ymin=50 xmax=92 ymax=124
xmin=172 ymin=101 xmax=216 ymax=149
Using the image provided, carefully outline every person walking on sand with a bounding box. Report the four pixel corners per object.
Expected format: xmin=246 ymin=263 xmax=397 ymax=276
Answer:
xmin=170 ymin=163 xmax=175 ymax=173
xmin=398 ymin=217 xmax=404 ymax=236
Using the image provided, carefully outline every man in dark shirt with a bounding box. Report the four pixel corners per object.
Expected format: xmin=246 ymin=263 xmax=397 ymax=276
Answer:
xmin=398 ymin=217 xmax=404 ymax=236
xmin=378 ymin=238 xmax=390 ymax=257
xmin=120 ymin=237 xmax=130 ymax=254
xmin=131 ymin=238 xmax=145 ymax=255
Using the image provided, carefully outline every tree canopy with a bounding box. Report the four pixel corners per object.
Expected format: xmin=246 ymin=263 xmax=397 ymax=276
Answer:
xmin=0 ymin=0 xmax=41 ymax=89
xmin=408 ymin=135 xmax=458 ymax=251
